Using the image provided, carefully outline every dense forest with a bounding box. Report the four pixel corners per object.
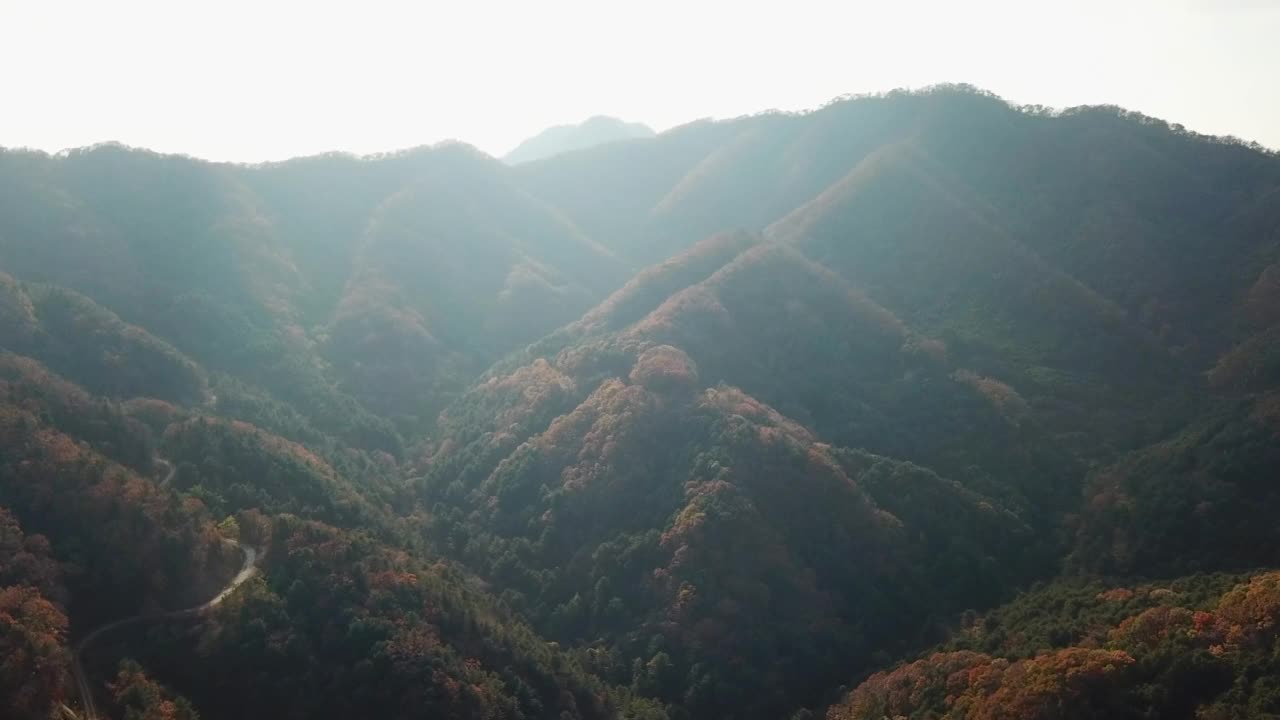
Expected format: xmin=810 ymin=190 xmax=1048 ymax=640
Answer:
xmin=2 ymin=85 xmax=1279 ymax=719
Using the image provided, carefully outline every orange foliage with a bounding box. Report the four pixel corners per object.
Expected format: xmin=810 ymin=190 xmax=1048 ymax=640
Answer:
xmin=0 ymin=406 xmax=230 ymax=620
xmin=629 ymin=285 xmax=733 ymax=339
xmin=107 ymin=661 xmax=189 ymax=720
xmin=475 ymin=358 xmax=576 ymax=432
xmin=35 ymin=428 xmax=84 ymax=465
xmin=699 ymin=386 xmax=815 ymax=444
xmin=1213 ymin=571 xmax=1280 ymax=649
xmin=1096 ymin=587 xmax=1137 ymax=603
xmin=122 ymin=397 xmax=184 ymax=431
xmin=831 ymin=648 xmax=1134 ymax=720
xmin=527 ymin=378 xmax=662 ymax=485
xmin=628 ymin=344 xmax=700 ymax=393
xmin=960 ymin=649 xmax=1134 ymax=720
xmin=370 ymin=570 xmax=420 ymax=591
xmin=0 ymin=353 xmax=93 ymax=407
xmin=830 ymin=651 xmax=990 ymax=720
xmin=0 ymin=585 xmax=71 ymax=720
xmin=1108 ymin=606 xmax=1197 ymax=651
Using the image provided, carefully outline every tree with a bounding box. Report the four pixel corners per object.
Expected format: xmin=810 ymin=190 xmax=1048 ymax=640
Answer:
xmin=0 ymin=585 xmax=70 ymax=720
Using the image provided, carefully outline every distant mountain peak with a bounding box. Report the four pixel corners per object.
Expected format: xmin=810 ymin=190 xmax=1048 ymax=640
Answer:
xmin=502 ymin=115 xmax=655 ymax=165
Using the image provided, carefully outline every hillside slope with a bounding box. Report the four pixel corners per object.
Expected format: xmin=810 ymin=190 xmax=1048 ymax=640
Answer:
xmin=2 ymin=86 xmax=1280 ymax=720
xmin=429 ymin=88 xmax=1280 ymax=717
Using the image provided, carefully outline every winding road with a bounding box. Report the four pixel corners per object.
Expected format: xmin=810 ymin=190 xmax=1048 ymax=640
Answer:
xmin=155 ymin=457 xmax=175 ymax=488
xmin=69 ymin=457 xmax=259 ymax=720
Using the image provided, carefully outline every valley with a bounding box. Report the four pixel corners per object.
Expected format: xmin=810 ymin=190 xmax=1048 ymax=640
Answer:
xmin=2 ymin=86 xmax=1279 ymax=719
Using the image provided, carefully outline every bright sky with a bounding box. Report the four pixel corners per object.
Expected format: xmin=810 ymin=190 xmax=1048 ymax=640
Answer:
xmin=2 ymin=0 xmax=1278 ymax=162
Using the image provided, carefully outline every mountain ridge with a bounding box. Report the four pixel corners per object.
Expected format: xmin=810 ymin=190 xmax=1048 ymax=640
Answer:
xmin=502 ymin=115 xmax=656 ymax=165
xmin=3 ymin=85 xmax=1280 ymax=720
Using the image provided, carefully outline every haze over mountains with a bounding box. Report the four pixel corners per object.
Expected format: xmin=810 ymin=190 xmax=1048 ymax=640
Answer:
xmin=2 ymin=85 xmax=1280 ymax=720
xmin=502 ymin=116 xmax=656 ymax=165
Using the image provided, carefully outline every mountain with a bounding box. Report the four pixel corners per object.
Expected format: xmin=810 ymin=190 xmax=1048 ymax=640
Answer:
xmin=827 ymin=571 xmax=1280 ymax=719
xmin=428 ymin=88 xmax=1280 ymax=718
xmin=2 ymin=85 xmax=1280 ymax=720
xmin=502 ymin=116 xmax=656 ymax=165
xmin=0 ymin=142 xmax=632 ymax=442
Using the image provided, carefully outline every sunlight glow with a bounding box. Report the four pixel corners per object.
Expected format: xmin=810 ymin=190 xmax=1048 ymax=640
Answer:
xmin=2 ymin=0 xmax=1277 ymax=160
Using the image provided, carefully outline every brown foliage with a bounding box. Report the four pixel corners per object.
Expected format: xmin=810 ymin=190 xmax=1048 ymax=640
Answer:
xmin=958 ymin=649 xmax=1134 ymax=720
xmin=122 ymin=396 xmax=185 ymax=432
xmin=0 ymin=405 xmax=230 ymax=617
xmin=903 ymin=335 xmax=949 ymax=366
xmin=1207 ymin=325 xmax=1280 ymax=390
xmin=571 ymin=231 xmax=759 ymax=335
xmin=0 ymin=352 xmax=94 ymax=408
xmin=831 ymin=648 xmax=1134 ymax=720
xmin=0 ymin=508 xmax=65 ymax=605
xmin=1243 ymin=264 xmax=1280 ymax=329
xmin=166 ymin=416 xmax=337 ymax=479
xmin=1108 ymin=606 xmax=1198 ymax=652
xmin=108 ymin=661 xmax=195 ymax=720
xmin=699 ymin=386 xmax=816 ymax=445
xmin=0 ymin=585 xmax=71 ymax=720
xmin=473 ymin=358 xmax=577 ymax=436
xmin=830 ymin=651 xmax=989 ymax=720
xmin=628 ymin=345 xmax=699 ymax=394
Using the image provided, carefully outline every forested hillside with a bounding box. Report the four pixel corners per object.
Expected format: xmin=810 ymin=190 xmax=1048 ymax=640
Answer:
xmin=2 ymin=85 xmax=1279 ymax=720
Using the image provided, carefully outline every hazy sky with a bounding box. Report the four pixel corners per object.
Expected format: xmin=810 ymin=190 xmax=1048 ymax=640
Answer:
xmin=3 ymin=0 xmax=1278 ymax=162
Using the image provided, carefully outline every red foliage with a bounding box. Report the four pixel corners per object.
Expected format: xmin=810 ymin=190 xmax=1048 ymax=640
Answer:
xmin=0 ymin=585 xmax=71 ymax=720
xmin=108 ymin=661 xmax=191 ymax=720
xmin=831 ymin=648 xmax=1134 ymax=720
xmin=830 ymin=651 xmax=990 ymax=719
